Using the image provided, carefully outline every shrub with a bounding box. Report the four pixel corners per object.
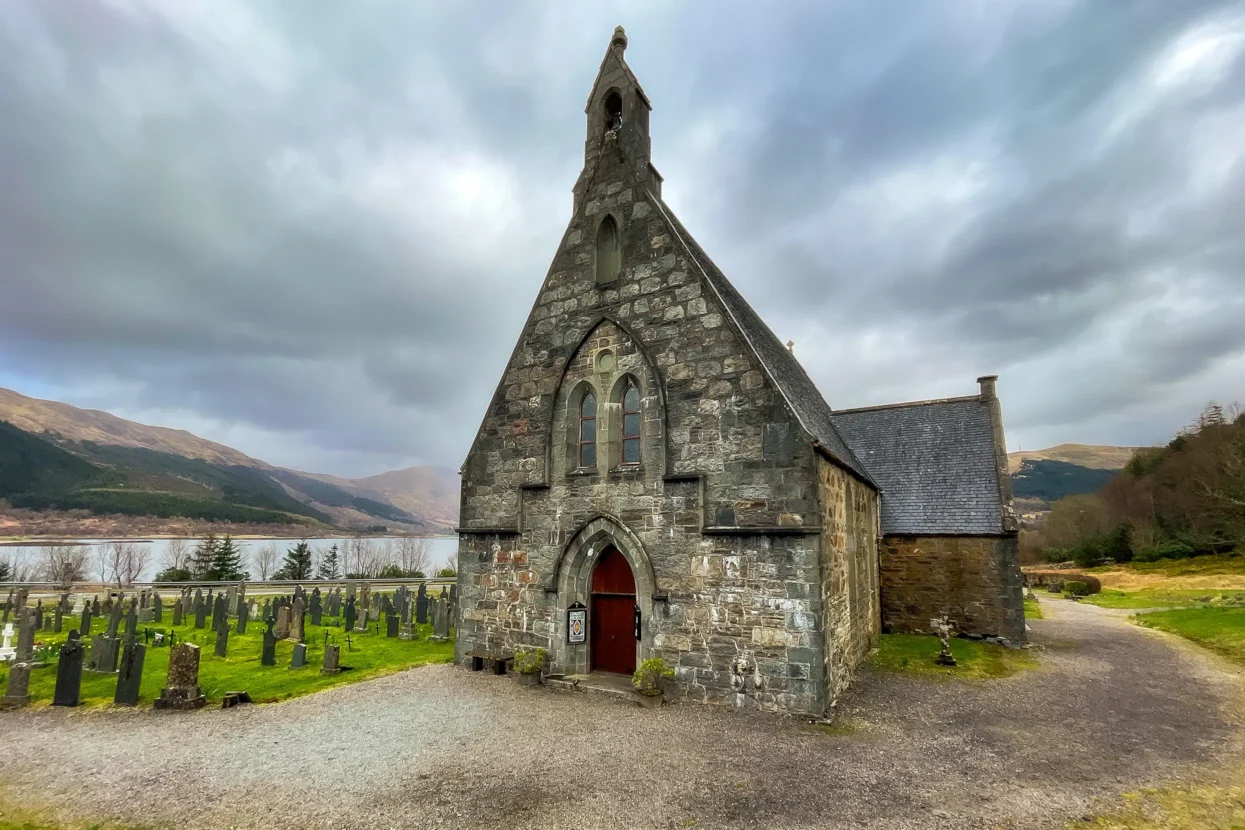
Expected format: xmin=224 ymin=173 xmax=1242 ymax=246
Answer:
xmin=1065 ymin=580 xmax=1091 ymax=597
xmin=1025 ymin=571 xmax=1101 ymax=594
xmin=513 ymin=647 xmax=546 ymax=675
xmin=632 ymin=657 xmax=674 ymax=696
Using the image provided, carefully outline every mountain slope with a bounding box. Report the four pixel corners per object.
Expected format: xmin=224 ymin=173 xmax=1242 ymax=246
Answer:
xmin=0 ymin=386 xmax=447 ymax=531
xmin=348 ymin=466 xmax=459 ymax=531
xmin=1007 ymin=443 xmax=1140 ymax=475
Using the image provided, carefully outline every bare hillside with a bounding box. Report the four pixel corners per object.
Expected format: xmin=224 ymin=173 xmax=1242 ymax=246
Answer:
xmin=0 ymin=386 xmax=263 ymax=467
xmin=351 ymin=466 xmax=459 ymax=531
xmin=1007 ymin=443 xmax=1141 ymax=475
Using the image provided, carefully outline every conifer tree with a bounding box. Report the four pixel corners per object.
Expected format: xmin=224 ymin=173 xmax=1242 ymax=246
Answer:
xmin=208 ymin=534 xmax=249 ymax=581
xmin=0 ymin=558 xmax=11 ymax=582
xmin=276 ymin=539 xmax=313 ymax=581
xmin=316 ymin=544 xmax=341 ymax=580
xmin=190 ymin=534 xmax=218 ymax=580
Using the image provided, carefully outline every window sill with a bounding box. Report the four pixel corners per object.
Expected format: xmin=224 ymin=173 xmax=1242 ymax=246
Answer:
xmin=567 ymin=468 xmax=598 ymax=478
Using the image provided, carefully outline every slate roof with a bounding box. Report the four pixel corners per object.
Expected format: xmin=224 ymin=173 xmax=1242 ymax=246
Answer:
xmin=831 ymin=398 xmax=1007 ymax=535
xmin=648 ymin=195 xmax=875 ymax=485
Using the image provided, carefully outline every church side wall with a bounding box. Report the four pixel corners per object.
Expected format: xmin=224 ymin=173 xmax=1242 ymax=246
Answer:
xmin=879 ymin=535 xmax=1025 ymax=642
xmin=817 ymin=458 xmax=880 ymax=710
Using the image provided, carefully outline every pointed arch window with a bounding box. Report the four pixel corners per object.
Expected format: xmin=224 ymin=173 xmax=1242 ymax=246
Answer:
xmin=595 ymin=216 xmax=621 ymax=284
xmin=621 ymin=381 xmax=641 ymax=465
xmin=578 ymin=392 xmax=597 ymax=468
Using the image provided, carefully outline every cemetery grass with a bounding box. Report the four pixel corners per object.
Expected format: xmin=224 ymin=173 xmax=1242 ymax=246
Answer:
xmin=1024 ymin=596 xmax=1043 ymax=618
xmin=867 ymin=633 xmax=1037 ymax=680
xmin=1132 ymin=607 xmax=1245 ymax=667
xmin=0 ymin=617 xmax=454 ymax=708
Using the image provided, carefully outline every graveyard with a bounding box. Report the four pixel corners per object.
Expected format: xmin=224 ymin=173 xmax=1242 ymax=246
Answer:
xmin=0 ymin=582 xmax=456 ymax=709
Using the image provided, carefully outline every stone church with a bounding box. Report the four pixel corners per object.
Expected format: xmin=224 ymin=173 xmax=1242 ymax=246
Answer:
xmin=455 ymin=28 xmax=1023 ymax=718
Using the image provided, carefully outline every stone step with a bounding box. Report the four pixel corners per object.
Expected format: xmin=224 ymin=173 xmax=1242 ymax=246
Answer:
xmin=545 ymin=674 xmax=644 ymax=706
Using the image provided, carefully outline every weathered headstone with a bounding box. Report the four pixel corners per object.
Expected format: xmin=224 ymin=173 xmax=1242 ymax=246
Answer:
xmin=225 ymin=586 xmax=238 ymax=617
xmin=358 ymin=584 xmax=371 ymax=616
xmin=80 ymin=604 xmax=93 ymax=636
xmin=261 ymin=617 xmax=277 ymax=667
xmin=114 ymin=641 xmax=146 ymax=706
xmin=321 ymin=643 xmax=341 ymax=675
xmin=289 ymin=597 xmax=305 ymax=643
xmin=309 ymin=588 xmax=322 ymax=627
xmin=182 ymin=589 xmax=193 ymax=617
xmin=354 ymin=608 xmax=369 ymax=633
xmin=152 ymin=591 xmax=163 ymax=623
xmin=87 ymin=633 xmax=120 ymax=673
xmin=123 ymin=600 xmax=139 ymax=644
xmin=172 ymin=599 xmax=183 ymax=627
xmin=52 ymin=631 xmax=84 ymax=707
xmin=386 ymin=613 xmax=399 ymax=638
xmin=275 ymin=606 xmax=291 ymax=640
xmin=1 ymin=588 xmax=12 ymax=624
xmin=261 ymin=599 xmax=272 ymax=622
xmin=416 ymin=582 xmax=428 ymax=624
xmin=2 ymin=660 xmax=31 ymax=707
xmin=432 ymin=596 xmax=450 ymax=643
xmin=343 ymin=598 xmax=356 ymax=632
xmin=214 ymin=625 xmax=229 ymax=658
xmin=153 ymin=643 xmax=206 ymax=710
xmin=290 ymin=642 xmax=306 ymax=669
xmin=2 ymin=610 xmax=36 ymax=706
xmin=194 ymin=592 xmax=207 ymax=629
xmin=91 ymin=595 xmax=100 ymax=615
xmin=328 ymin=588 xmax=340 ymax=617
xmin=53 ymin=603 xmax=64 ymax=633
xmin=346 ymin=581 xmax=357 ymax=601
xmin=236 ymin=601 xmax=249 ymax=635
xmin=212 ymin=594 xmax=227 ymax=633
xmin=35 ymin=600 xmax=44 ymax=631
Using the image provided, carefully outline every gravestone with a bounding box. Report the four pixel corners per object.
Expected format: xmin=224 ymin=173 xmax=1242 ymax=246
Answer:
xmin=261 ymin=618 xmax=277 ymax=667
xmin=52 ymin=631 xmax=84 ymax=707
xmin=153 ymin=591 xmax=163 ymax=623
xmin=2 ymin=610 xmax=36 ymax=706
xmin=236 ymin=601 xmax=249 ymax=635
xmin=416 ymin=583 xmax=428 ymax=624
xmin=193 ymin=593 xmax=207 ymax=629
xmin=1 ymin=588 xmax=12 ymax=624
xmin=71 ymin=595 xmax=85 ymax=615
xmin=139 ymin=606 xmax=154 ymax=623
xmin=275 ymin=606 xmax=291 ymax=640
xmin=182 ymin=589 xmax=193 ymax=617
xmin=400 ymin=595 xmax=417 ymax=641
xmin=87 ymin=633 xmax=120 ymax=674
xmin=106 ymin=595 xmax=124 ymax=638
xmin=358 ymin=584 xmax=371 ymax=616
xmin=321 ymin=644 xmax=341 ymax=675
xmin=289 ymin=597 xmax=305 ymax=643
xmin=91 ymin=595 xmax=100 ymax=615
xmin=35 ymin=600 xmax=44 ymax=631
xmin=0 ymin=622 xmax=15 ymax=661
xmin=114 ymin=641 xmax=146 ymax=706
xmin=153 ymin=643 xmax=206 ymax=710
xmin=343 ymin=598 xmax=356 ymax=633
xmin=53 ymin=604 xmax=64 ymax=633
xmin=172 ymin=599 xmax=183 ymax=627
xmin=214 ymin=626 xmax=229 ymax=658
xmin=354 ymin=608 xmax=369 ymax=633
xmin=225 ymin=586 xmax=237 ymax=617
xmin=328 ymin=588 xmax=340 ymax=617
xmin=346 ymin=582 xmax=356 ymax=602
xmin=386 ymin=613 xmax=399 ymax=638
xmin=261 ymin=599 xmax=272 ymax=622
xmin=432 ymin=597 xmax=450 ymax=643
xmin=81 ymin=605 xmax=93 ymax=636
xmin=309 ymin=589 xmax=322 ymax=627
xmin=290 ymin=643 xmax=306 ymax=669
xmin=124 ymin=601 xmax=139 ymax=644
xmin=212 ymin=594 xmax=227 ymax=633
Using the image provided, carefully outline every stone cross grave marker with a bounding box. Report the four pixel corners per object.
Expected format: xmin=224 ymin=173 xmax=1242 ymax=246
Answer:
xmin=153 ymin=643 xmax=206 ymax=710
xmin=0 ymin=622 xmax=15 ymax=662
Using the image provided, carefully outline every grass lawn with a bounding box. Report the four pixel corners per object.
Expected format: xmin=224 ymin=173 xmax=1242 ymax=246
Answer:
xmin=1024 ymin=597 xmax=1043 ymax=619
xmin=868 ymin=633 xmax=1036 ymax=680
xmin=1084 ymin=589 xmax=1245 ymax=610
xmin=1088 ymin=553 xmax=1245 ymax=592
xmin=1077 ymin=773 xmax=1245 ymax=829
xmin=0 ymin=612 xmax=454 ymax=708
xmin=1133 ymin=607 xmax=1245 ymax=667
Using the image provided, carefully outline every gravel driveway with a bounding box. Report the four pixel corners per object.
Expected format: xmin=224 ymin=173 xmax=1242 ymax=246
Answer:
xmin=1 ymin=599 xmax=1241 ymax=830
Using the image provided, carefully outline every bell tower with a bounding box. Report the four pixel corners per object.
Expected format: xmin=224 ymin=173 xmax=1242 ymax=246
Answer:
xmin=575 ymin=26 xmax=662 ymax=210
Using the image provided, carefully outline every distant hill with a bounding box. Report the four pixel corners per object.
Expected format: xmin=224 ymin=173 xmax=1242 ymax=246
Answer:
xmin=0 ymin=387 xmax=456 ymax=532
xmin=1007 ymin=443 xmax=1140 ymax=475
xmin=349 ymin=466 xmax=459 ymax=531
xmin=1007 ymin=444 xmax=1141 ymax=507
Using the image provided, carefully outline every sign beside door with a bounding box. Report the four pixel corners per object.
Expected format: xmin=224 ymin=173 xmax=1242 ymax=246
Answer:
xmin=633 ymin=604 xmax=641 ymax=640
xmin=567 ymin=602 xmax=587 ymax=644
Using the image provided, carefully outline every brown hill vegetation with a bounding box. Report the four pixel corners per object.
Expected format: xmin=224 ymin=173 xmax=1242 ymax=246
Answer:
xmin=1007 ymin=443 xmax=1140 ymax=474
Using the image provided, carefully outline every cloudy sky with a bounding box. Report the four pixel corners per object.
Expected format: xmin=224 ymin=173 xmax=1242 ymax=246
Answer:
xmin=1 ymin=1 xmax=1242 ymax=478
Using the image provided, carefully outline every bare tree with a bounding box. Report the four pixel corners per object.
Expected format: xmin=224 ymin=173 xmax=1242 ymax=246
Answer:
xmin=41 ymin=544 xmax=90 ymax=587
xmin=253 ymin=543 xmax=279 ymax=580
xmin=396 ymin=536 xmax=431 ymax=576
xmin=2 ymin=546 xmax=38 ymax=582
xmin=103 ymin=542 xmax=149 ymax=587
xmin=354 ymin=538 xmax=384 ymax=578
xmin=161 ymin=538 xmax=190 ymax=574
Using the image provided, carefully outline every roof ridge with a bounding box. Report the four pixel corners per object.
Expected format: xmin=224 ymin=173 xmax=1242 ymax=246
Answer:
xmin=646 ymin=192 xmax=875 ymax=486
xmin=832 ymin=395 xmax=982 ymax=415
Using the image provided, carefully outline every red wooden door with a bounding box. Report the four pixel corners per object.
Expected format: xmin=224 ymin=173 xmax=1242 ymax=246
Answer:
xmin=590 ymin=547 xmax=636 ymax=675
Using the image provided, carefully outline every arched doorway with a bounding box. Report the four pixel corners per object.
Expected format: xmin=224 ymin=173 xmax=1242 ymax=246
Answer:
xmin=590 ymin=546 xmax=637 ymax=675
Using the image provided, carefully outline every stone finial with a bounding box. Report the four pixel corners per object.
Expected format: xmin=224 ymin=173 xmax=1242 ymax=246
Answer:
xmin=611 ymin=25 xmax=627 ymax=51
xmin=977 ymin=375 xmax=998 ymax=402
xmin=786 ymin=340 xmax=795 ymax=354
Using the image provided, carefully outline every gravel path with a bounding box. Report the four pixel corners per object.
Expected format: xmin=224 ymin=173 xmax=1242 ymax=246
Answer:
xmin=1 ymin=599 xmax=1241 ymax=830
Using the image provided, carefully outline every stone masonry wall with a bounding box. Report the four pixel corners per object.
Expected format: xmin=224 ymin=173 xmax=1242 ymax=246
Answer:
xmin=456 ymin=103 xmax=840 ymax=717
xmin=818 ymin=457 xmax=881 ymax=708
xmin=879 ymin=535 xmax=1025 ymax=642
